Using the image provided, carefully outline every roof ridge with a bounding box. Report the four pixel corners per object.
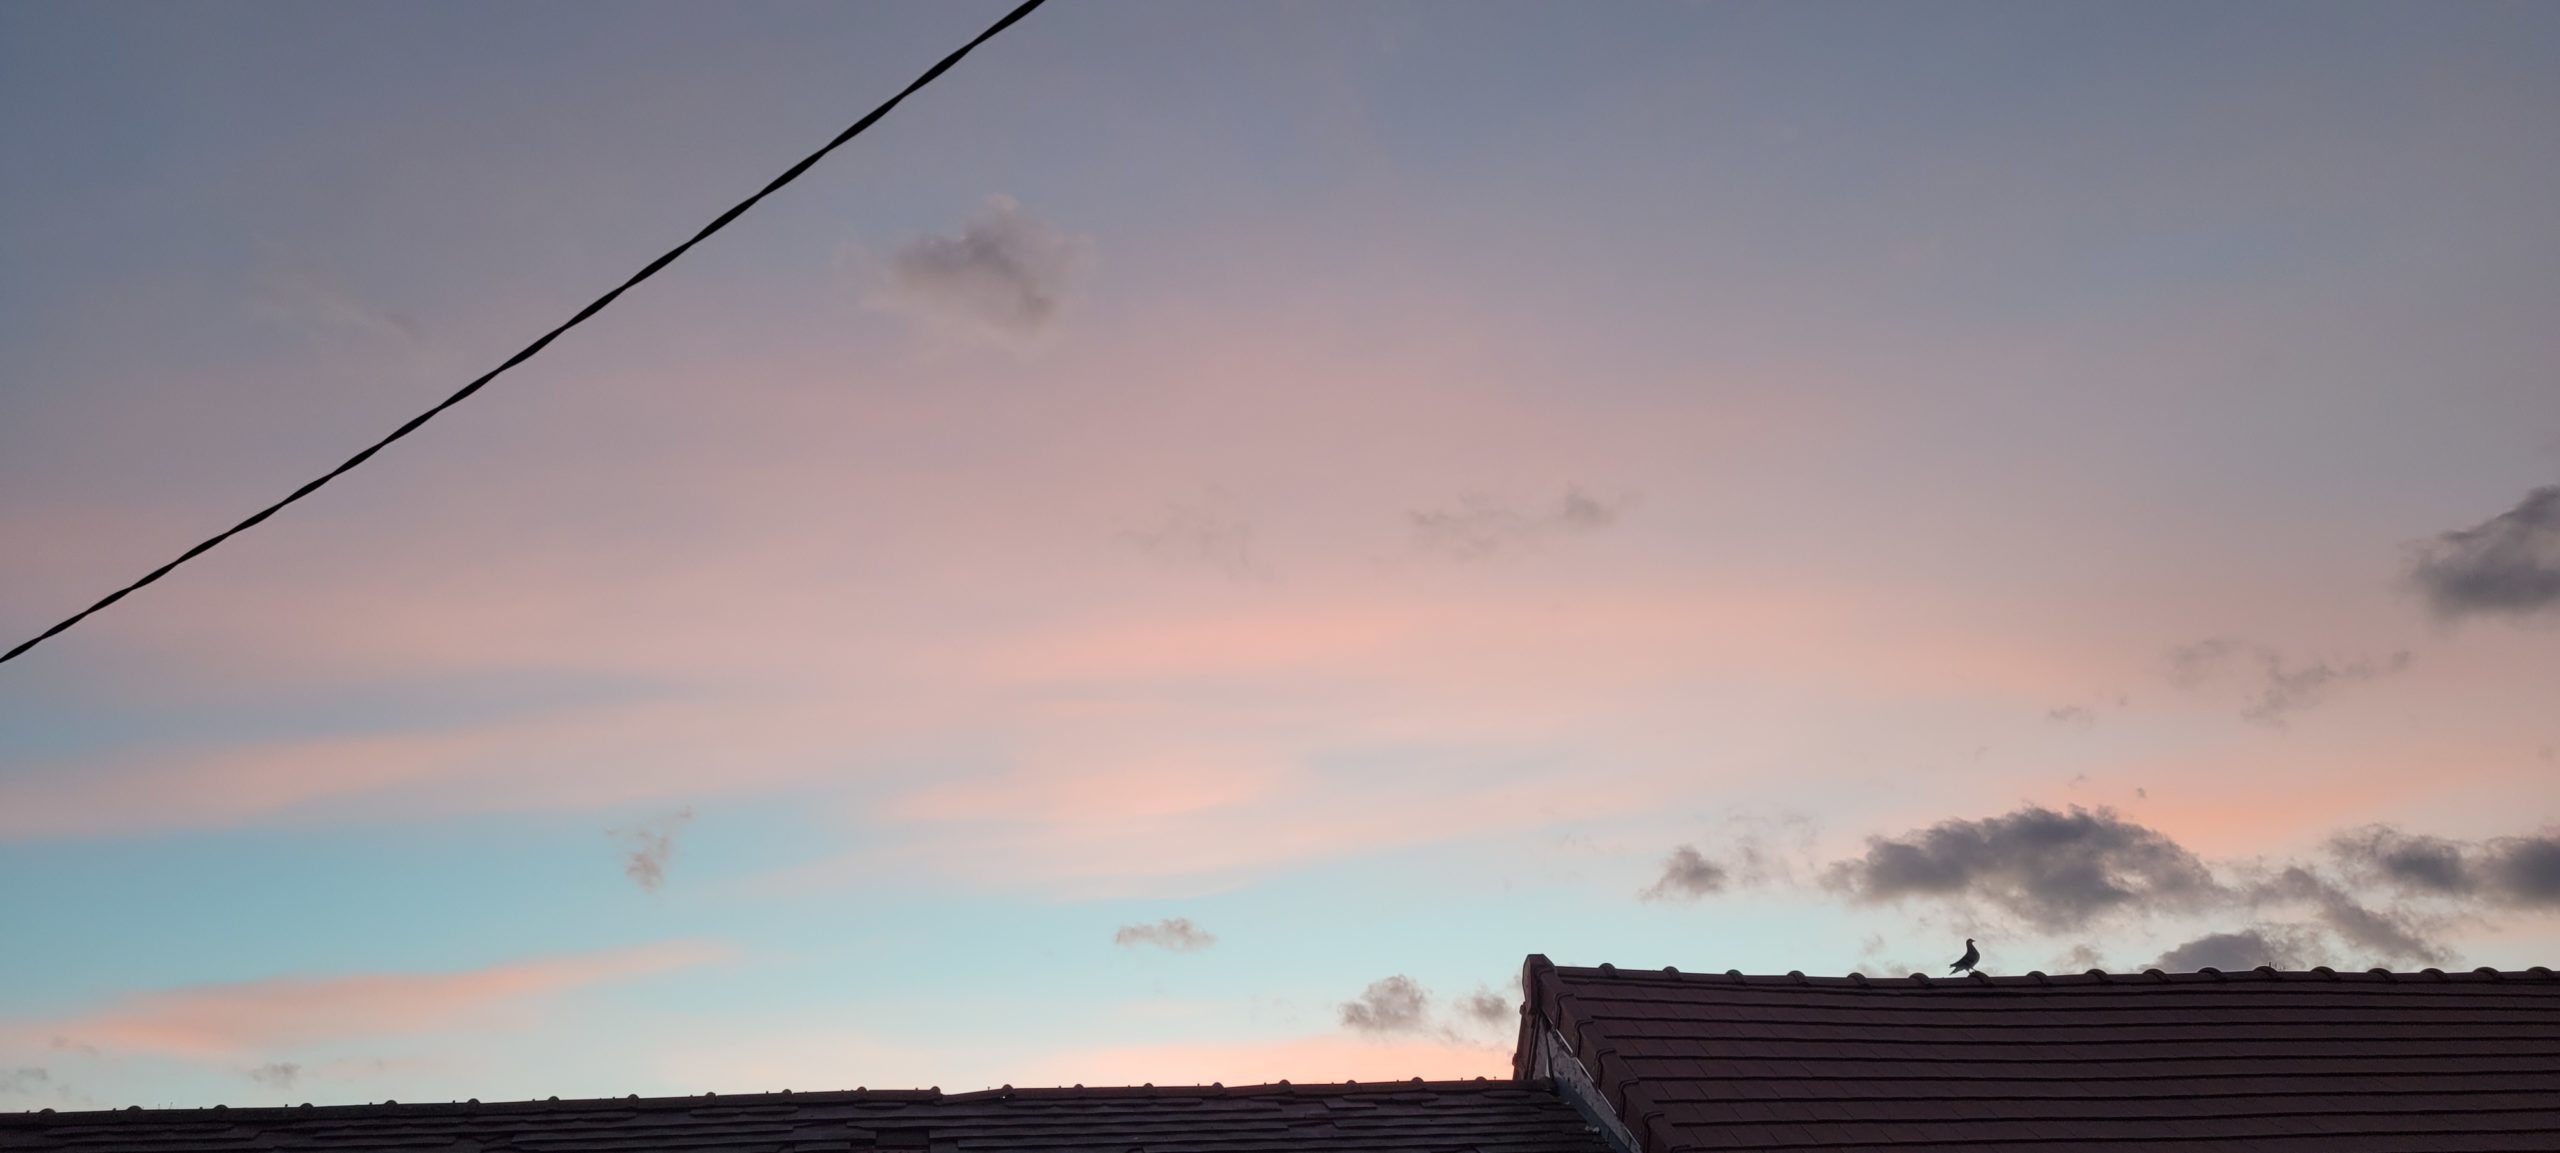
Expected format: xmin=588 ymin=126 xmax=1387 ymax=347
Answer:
xmin=4 ymin=1078 xmax=1548 ymax=1123
xmin=1546 ymin=964 xmax=2560 ymax=987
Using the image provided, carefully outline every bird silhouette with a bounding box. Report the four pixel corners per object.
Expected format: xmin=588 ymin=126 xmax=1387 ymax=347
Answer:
xmin=1949 ymin=938 xmax=1980 ymax=974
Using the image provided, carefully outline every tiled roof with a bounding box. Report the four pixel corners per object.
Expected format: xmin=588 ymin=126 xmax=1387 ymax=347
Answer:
xmin=0 ymin=1079 xmax=1611 ymax=1153
xmin=1516 ymin=955 xmax=2560 ymax=1153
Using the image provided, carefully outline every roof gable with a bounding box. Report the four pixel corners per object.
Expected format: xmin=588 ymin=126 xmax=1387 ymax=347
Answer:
xmin=1519 ymin=955 xmax=2560 ymax=1153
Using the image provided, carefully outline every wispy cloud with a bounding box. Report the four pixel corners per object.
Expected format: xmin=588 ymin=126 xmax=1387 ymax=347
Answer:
xmin=1121 ymin=492 xmax=1268 ymax=581
xmin=1113 ymin=917 xmax=1217 ymax=953
xmin=2409 ymin=485 xmax=2560 ymax=620
xmin=2238 ymin=650 xmax=2412 ymax=727
xmin=1409 ymin=485 xmax=1624 ymax=560
xmin=873 ymin=195 xmax=1085 ymax=338
xmin=14 ymin=941 xmax=729 ymax=1060
xmin=2161 ymin=637 xmax=2412 ymax=726
xmin=610 ymin=808 xmax=696 ymax=895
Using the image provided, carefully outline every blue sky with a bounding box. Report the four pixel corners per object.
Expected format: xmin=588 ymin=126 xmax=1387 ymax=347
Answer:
xmin=4 ymin=0 xmax=2558 ymax=1111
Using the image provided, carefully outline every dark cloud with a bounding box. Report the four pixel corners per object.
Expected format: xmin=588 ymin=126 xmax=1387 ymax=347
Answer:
xmin=1640 ymin=846 xmax=1730 ymax=901
xmin=609 ymin=808 xmax=694 ymax=895
xmin=1112 ymin=917 xmax=1217 ymax=953
xmin=2239 ymin=649 xmax=2411 ymax=727
xmin=2485 ymin=835 xmax=2560 ymax=907
xmin=1821 ymin=805 xmax=2219 ymax=932
xmin=1338 ymin=975 xmax=1431 ymax=1034
xmin=1410 ymin=485 xmax=1624 ymax=560
xmin=2248 ymin=866 xmax=2447 ymax=965
xmin=881 ymin=195 xmax=1081 ymax=337
xmin=246 ymin=1062 xmax=302 ymax=1090
xmin=1455 ymin=988 xmax=1511 ymax=1027
xmin=2409 ymin=485 xmax=2560 ymax=620
xmin=2330 ymin=826 xmax=2560 ymax=910
xmin=2152 ymin=928 xmax=2319 ymax=972
xmin=2330 ymin=827 xmax=2473 ymax=895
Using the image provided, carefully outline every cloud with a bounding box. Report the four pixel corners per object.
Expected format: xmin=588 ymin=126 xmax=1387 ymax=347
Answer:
xmin=2046 ymin=704 xmax=2096 ymax=728
xmin=1454 ymin=988 xmax=1511 ymax=1027
xmin=1121 ymin=493 xmax=1267 ymax=581
xmin=245 ymin=1061 xmax=301 ymax=1090
xmin=876 ymin=195 xmax=1083 ymax=337
xmin=1409 ymin=485 xmax=1624 ymax=560
xmin=2164 ymin=637 xmax=2242 ymax=687
xmin=1640 ymin=845 xmax=1730 ymax=901
xmin=2245 ymin=865 xmax=2447 ymax=965
xmin=1821 ymin=805 xmax=2220 ymax=932
xmin=1338 ymin=976 xmax=1431 ymax=1034
xmin=2163 ymin=637 xmax=2412 ymax=725
xmin=250 ymin=270 xmax=422 ymax=346
xmin=2239 ymin=650 xmax=2412 ymax=727
xmin=1112 ymin=917 xmax=1217 ymax=953
xmin=2330 ymin=826 xmax=2560 ymax=910
xmin=610 ymin=808 xmax=694 ymax=895
xmin=1 ymin=1067 xmax=45 ymax=1094
xmin=2152 ymin=928 xmax=2319 ymax=972
xmin=14 ymin=941 xmax=728 ymax=1059
xmin=2409 ymin=485 xmax=2560 ymax=619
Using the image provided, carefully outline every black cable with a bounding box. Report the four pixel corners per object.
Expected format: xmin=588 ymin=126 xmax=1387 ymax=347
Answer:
xmin=2 ymin=0 xmax=1050 ymax=667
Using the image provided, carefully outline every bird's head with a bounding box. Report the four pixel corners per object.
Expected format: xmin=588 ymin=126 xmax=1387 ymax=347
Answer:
xmin=1965 ymin=938 xmax=1976 ymax=945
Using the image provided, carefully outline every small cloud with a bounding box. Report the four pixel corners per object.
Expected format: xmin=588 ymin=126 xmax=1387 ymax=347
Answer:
xmin=2239 ymin=649 xmax=2412 ymax=727
xmin=2164 ymin=637 xmax=2242 ymax=687
xmin=2409 ymin=485 xmax=2560 ymax=620
xmin=250 ymin=270 xmax=422 ymax=346
xmin=2152 ymin=928 xmax=2321 ymax=972
xmin=47 ymin=1037 xmax=98 ymax=1056
xmin=1409 ymin=485 xmax=1626 ymax=560
xmin=1112 ymin=917 xmax=1217 ymax=953
xmin=1338 ymin=976 xmax=1430 ymax=1035
xmin=874 ymin=195 xmax=1085 ymax=338
xmin=2046 ymin=704 xmax=2097 ymax=729
xmin=1122 ymin=492 xmax=1267 ymax=581
xmin=609 ymin=808 xmax=695 ymax=895
xmin=1639 ymin=845 xmax=1730 ymax=901
xmin=1454 ymin=987 xmax=1511 ymax=1027
xmin=1 ymin=1068 xmax=46 ymax=1094
xmin=2165 ymin=637 xmax=2412 ymax=725
xmin=246 ymin=1062 xmax=301 ymax=1090
xmin=2055 ymin=943 xmax=2107 ymax=971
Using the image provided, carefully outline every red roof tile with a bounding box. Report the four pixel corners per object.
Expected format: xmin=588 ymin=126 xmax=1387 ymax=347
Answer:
xmin=1515 ymin=957 xmax=2560 ymax=1153
xmin=0 ymin=1080 xmax=1613 ymax=1153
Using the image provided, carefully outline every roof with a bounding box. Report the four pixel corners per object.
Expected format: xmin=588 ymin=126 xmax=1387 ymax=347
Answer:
xmin=1516 ymin=955 xmax=2560 ymax=1153
xmin=0 ymin=1080 xmax=1612 ymax=1153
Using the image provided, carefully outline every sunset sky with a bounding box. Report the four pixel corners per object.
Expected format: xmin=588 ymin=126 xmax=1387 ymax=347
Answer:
xmin=4 ymin=0 xmax=2558 ymax=1113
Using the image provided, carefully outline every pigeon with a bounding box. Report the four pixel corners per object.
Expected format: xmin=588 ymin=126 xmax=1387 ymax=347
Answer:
xmin=1949 ymin=938 xmax=1980 ymax=975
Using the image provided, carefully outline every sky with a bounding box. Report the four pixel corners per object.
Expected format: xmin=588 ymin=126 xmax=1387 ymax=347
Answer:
xmin=3 ymin=0 xmax=2558 ymax=1113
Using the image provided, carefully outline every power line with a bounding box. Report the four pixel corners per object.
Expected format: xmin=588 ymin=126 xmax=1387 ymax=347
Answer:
xmin=2 ymin=0 xmax=1050 ymax=667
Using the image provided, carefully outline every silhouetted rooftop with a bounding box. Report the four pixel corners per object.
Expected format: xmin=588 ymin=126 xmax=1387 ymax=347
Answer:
xmin=1518 ymin=956 xmax=2560 ymax=1153
xmin=0 ymin=1079 xmax=1612 ymax=1152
